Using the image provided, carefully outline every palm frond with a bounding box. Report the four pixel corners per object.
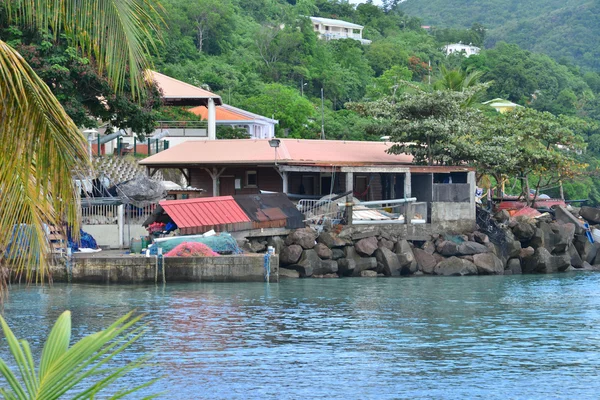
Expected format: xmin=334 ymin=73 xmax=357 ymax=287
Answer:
xmin=0 ymin=310 xmax=155 ymax=398
xmin=0 ymin=40 xmax=89 ymax=281
xmin=3 ymin=0 xmax=163 ymax=98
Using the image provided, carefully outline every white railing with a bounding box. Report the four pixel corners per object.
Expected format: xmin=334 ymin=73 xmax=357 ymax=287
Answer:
xmin=80 ymin=203 xmax=156 ymax=225
xmin=81 ymin=204 xmax=120 ymax=225
xmin=297 ymin=199 xmax=343 ymax=224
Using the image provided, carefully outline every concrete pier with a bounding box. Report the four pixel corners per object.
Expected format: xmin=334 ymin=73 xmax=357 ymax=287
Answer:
xmin=50 ymin=253 xmax=279 ymax=284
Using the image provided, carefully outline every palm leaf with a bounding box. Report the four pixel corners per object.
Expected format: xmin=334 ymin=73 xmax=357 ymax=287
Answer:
xmin=3 ymin=0 xmax=163 ymax=98
xmin=0 ymin=310 xmax=155 ymax=399
xmin=0 ymin=40 xmax=90 ymax=282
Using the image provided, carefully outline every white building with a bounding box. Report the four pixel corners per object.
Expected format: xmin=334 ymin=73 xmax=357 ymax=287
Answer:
xmin=443 ymin=42 xmax=480 ymax=57
xmin=310 ymin=16 xmax=372 ymax=45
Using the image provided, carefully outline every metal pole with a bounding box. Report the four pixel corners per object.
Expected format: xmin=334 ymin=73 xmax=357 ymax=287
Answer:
xmin=133 ymin=137 xmax=137 ymax=155
xmin=147 ymin=138 xmax=151 ymax=156
xmin=320 ymin=87 xmax=325 ymax=140
xmin=97 ymin=135 xmax=101 ymax=157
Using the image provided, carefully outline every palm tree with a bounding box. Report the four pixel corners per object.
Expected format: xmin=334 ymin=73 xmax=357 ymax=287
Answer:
xmin=0 ymin=0 xmax=161 ymax=285
xmin=0 ymin=310 xmax=157 ymax=398
xmin=434 ymin=65 xmax=484 ymax=92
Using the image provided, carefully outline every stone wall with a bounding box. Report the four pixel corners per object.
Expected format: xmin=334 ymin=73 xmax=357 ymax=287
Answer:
xmin=51 ymin=254 xmax=278 ymax=283
xmin=265 ymin=206 xmax=599 ymax=279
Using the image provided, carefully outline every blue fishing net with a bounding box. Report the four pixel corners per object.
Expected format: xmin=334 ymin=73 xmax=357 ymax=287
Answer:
xmin=68 ymin=229 xmax=98 ymax=250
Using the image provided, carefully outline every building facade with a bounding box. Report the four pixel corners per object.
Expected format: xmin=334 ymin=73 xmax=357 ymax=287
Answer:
xmin=310 ymin=16 xmax=372 ymax=45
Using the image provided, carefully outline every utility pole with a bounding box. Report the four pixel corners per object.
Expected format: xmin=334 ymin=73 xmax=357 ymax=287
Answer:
xmin=301 ymin=78 xmax=304 ymax=97
xmin=428 ymin=60 xmax=431 ymax=86
xmin=321 ymin=87 xmax=325 ymax=140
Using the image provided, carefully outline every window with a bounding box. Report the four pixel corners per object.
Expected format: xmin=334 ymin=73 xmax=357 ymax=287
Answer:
xmin=245 ymin=171 xmax=257 ymax=187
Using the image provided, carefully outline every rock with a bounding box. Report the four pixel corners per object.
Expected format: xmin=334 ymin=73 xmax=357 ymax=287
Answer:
xmin=551 ymin=223 xmax=575 ymax=254
xmin=507 ymin=258 xmax=522 ymax=275
xmin=494 ymin=210 xmax=510 ymax=223
xmin=267 ymin=236 xmax=285 ymax=255
xmin=528 ymin=227 xmax=546 ymax=249
xmin=287 ymin=249 xmax=338 ymax=277
xmin=352 ymin=229 xmax=379 ymax=241
xmin=393 ymin=239 xmax=412 ymax=255
xmin=248 ymin=239 xmax=267 ymax=253
xmin=575 ymin=239 xmax=600 ymax=264
xmin=473 ymin=253 xmax=504 ymax=275
xmin=378 ymin=238 xmax=395 ymax=251
xmin=506 ymin=240 xmax=522 ymax=259
xmin=522 ymin=247 xmax=570 ymax=274
xmin=280 ymin=245 xmax=303 ymax=265
xmin=355 ymin=237 xmax=379 ymax=256
xmin=279 ymin=268 xmax=300 ymax=279
xmin=554 ymin=206 xmax=585 ymax=235
xmin=519 ymin=246 xmax=535 ymax=259
xmin=550 ymin=254 xmax=571 ymax=272
xmin=331 ymin=248 xmax=345 ymax=260
xmin=375 ymin=248 xmax=402 ymax=276
xmin=317 ymin=232 xmax=346 ymax=248
xmin=422 ymin=241 xmax=436 ymax=255
xmin=473 ymin=231 xmax=490 ymax=245
xmin=338 ymin=247 xmax=378 ymax=276
xmin=284 ymin=228 xmax=317 ymax=249
xmin=457 ymin=241 xmax=489 ymax=255
xmin=504 ymin=270 xmax=513 ymax=275
xmin=569 ymin=245 xmax=583 ymax=268
xmin=360 ymin=270 xmax=378 ymax=277
xmin=314 ymin=243 xmax=333 ymax=259
xmin=437 ymin=240 xmax=459 ymax=256
xmin=461 ymin=255 xmax=474 ymax=262
xmin=583 ymin=263 xmax=600 ymax=271
xmin=512 ymin=222 xmax=536 ymax=241
xmin=413 ymin=248 xmax=437 ymax=274
xmin=579 ymin=206 xmax=600 ymax=224
xmin=393 ymin=240 xmax=418 ymax=274
xmin=433 ymin=253 xmax=446 ymax=265
xmin=434 ymin=257 xmax=478 ymax=276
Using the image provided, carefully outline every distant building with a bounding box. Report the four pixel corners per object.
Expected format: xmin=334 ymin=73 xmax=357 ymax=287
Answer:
xmin=309 ymin=16 xmax=372 ymax=45
xmin=482 ymin=98 xmax=523 ymax=113
xmin=443 ymin=42 xmax=480 ymax=57
xmin=189 ymin=104 xmax=278 ymax=140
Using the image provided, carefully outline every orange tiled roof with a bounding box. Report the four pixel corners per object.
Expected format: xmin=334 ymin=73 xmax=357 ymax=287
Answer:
xmin=146 ymin=70 xmax=222 ymax=106
xmin=189 ymin=105 xmax=253 ymax=121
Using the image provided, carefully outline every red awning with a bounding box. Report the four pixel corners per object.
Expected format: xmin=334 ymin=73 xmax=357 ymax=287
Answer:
xmin=160 ymin=196 xmax=252 ymax=235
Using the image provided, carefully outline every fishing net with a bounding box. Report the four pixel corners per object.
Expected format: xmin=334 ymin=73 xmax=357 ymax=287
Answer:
xmin=164 ymin=242 xmax=219 ymax=257
xmin=153 ymin=233 xmax=242 ymax=255
xmin=476 ymin=207 xmax=507 ymax=246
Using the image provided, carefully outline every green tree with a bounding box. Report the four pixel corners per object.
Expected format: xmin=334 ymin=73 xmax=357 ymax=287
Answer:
xmin=242 ymin=83 xmax=317 ymax=137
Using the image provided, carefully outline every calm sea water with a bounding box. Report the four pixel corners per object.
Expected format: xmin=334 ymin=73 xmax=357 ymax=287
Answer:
xmin=2 ymin=273 xmax=600 ymax=399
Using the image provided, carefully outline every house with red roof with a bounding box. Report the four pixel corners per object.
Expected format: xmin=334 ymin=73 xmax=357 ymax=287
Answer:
xmin=140 ymin=139 xmax=476 ymax=232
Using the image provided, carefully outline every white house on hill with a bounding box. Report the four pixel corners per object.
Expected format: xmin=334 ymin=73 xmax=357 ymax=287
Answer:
xmin=310 ymin=16 xmax=372 ymax=45
xmin=443 ymin=42 xmax=480 ymax=57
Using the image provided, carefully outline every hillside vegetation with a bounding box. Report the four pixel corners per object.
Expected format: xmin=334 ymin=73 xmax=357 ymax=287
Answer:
xmin=400 ymin=0 xmax=599 ymax=70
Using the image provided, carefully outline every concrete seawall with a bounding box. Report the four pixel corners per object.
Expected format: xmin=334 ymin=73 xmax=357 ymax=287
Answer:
xmin=50 ymin=254 xmax=279 ymax=284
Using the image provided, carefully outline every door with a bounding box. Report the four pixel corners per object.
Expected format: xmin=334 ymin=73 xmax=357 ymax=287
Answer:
xmin=219 ymin=176 xmax=236 ymax=196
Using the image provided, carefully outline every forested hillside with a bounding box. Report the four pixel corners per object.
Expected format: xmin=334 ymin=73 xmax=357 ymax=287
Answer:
xmin=5 ymin=0 xmax=600 ymax=202
xmin=400 ymin=0 xmax=599 ymax=70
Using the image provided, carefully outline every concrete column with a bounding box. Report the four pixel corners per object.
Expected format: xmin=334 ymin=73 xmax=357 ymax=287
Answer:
xmin=345 ymin=172 xmax=354 ymax=196
xmin=404 ymin=171 xmax=412 ymax=198
xmin=468 ymin=170 xmax=476 ymax=220
xmin=282 ymin=171 xmax=289 ymax=194
xmin=207 ymin=98 xmax=216 ymax=140
xmin=117 ymin=204 xmax=124 ymax=249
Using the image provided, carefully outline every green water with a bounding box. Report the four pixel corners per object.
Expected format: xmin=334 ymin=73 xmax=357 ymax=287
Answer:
xmin=2 ymin=273 xmax=600 ymax=399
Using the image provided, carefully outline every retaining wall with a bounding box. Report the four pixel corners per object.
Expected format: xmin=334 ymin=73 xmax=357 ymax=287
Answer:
xmin=50 ymin=254 xmax=278 ymax=284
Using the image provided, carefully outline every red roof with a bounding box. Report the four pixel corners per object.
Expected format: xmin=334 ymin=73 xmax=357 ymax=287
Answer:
xmin=159 ymin=196 xmax=252 ymax=235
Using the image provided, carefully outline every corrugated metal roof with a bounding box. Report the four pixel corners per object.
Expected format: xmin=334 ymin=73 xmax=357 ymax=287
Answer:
xmin=234 ymin=193 xmax=305 ymax=229
xmin=159 ymin=196 xmax=251 ymax=234
xmin=146 ymin=70 xmax=222 ymax=106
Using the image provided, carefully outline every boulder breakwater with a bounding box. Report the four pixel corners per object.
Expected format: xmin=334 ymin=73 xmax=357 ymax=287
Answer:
xmin=247 ymin=207 xmax=599 ymax=278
